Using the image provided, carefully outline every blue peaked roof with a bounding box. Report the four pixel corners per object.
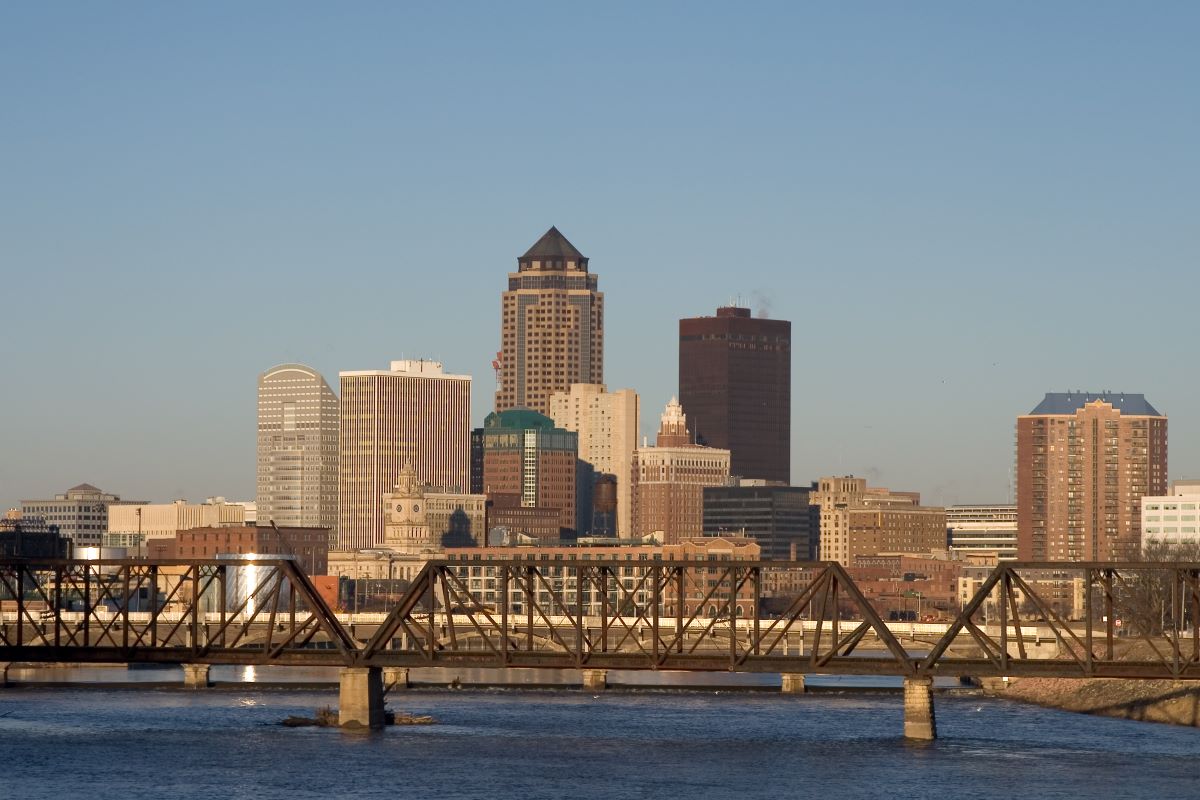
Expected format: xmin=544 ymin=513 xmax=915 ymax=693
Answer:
xmin=1029 ymin=392 xmax=1161 ymax=416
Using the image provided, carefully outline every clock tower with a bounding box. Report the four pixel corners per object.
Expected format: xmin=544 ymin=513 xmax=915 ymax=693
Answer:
xmin=382 ymin=462 xmax=438 ymax=554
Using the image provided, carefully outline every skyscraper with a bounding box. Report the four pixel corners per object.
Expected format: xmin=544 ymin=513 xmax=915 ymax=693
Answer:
xmin=678 ymin=305 xmax=790 ymax=483
xmin=256 ymin=364 xmax=339 ymax=535
xmin=495 ymin=227 xmax=604 ymax=415
xmin=338 ymin=360 xmax=472 ymax=550
xmin=549 ymin=383 xmax=640 ymax=538
xmin=1016 ymin=392 xmax=1167 ymax=562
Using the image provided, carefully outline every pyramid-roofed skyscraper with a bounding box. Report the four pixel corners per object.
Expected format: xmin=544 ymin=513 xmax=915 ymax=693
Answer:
xmin=495 ymin=227 xmax=603 ymax=415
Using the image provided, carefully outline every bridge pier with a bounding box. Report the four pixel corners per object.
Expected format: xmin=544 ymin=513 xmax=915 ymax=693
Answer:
xmin=383 ymin=667 xmax=409 ymax=691
xmin=182 ymin=664 xmax=211 ymax=689
xmin=581 ymin=669 xmax=608 ymax=691
xmin=339 ymin=667 xmax=385 ymax=730
xmin=903 ymin=676 xmax=936 ymax=741
xmin=780 ymin=673 xmax=806 ymax=694
xmin=0 ymin=662 xmax=10 ymax=687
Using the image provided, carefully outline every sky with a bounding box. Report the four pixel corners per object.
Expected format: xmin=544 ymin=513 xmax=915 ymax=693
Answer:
xmin=2 ymin=3 xmax=1198 ymax=510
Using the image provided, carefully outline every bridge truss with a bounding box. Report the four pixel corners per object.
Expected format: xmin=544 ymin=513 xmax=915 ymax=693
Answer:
xmin=3 ymin=558 xmax=1200 ymax=680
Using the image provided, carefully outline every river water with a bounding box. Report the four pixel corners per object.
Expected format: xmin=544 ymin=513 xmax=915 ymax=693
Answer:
xmin=2 ymin=668 xmax=1196 ymax=800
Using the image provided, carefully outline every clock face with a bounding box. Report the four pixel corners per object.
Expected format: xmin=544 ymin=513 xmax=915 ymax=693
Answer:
xmin=412 ymin=504 xmax=420 ymax=513
xmin=396 ymin=505 xmax=403 ymax=513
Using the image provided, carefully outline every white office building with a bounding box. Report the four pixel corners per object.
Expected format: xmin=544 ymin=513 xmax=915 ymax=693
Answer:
xmin=1141 ymin=480 xmax=1200 ymax=548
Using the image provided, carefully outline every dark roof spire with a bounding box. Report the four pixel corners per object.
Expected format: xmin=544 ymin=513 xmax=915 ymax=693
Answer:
xmin=520 ymin=226 xmax=586 ymax=264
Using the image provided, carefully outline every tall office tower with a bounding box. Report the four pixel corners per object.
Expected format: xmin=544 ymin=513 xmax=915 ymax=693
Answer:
xmin=810 ymin=476 xmax=946 ymax=567
xmin=339 ymin=360 xmax=472 ymax=550
xmin=679 ymin=305 xmax=790 ymax=483
xmin=480 ymin=409 xmax=579 ymax=537
xmin=495 ymin=227 xmax=604 ymax=415
xmin=256 ymin=364 xmax=339 ymax=535
xmin=946 ymin=504 xmax=1018 ymax=561
xmin=549 ymin=383 xmax=640 ymax=538
xmin=631 ymin=399 xmax=731 ymax=544
xmin=1017 ymin=392 xmax=1167 ymax=562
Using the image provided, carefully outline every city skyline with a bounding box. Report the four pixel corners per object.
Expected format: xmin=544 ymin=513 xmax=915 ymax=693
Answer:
xmin=4 ymin=5 xmax=1200 ymax=510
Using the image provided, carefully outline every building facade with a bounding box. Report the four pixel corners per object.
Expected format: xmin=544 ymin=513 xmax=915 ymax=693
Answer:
xmin=495 ymin=227 xmax=604 ymax=415
xmin=946 ymin=504 xmax=1018 ymax=561
xmin=631 ymin=399 xmax=731 ymax=544
xmin=441 ymin=535 xmax=761 ymax=618
xmin=150 ymin=525 xmax=329 ymax=577
xmin=679 ymin=306 xmax=790 ymax=483
xmin=256 ymin=363 xmax=340 ymax=535
xmin=1016 ymin=392 xmax=1167 ymax=562
xmin=703 ymin=482 xmax=816 ymax=560
xmin=549 ymin=383 xmax=640 ymax=538
xmin=480 ymin=409 xmax=579 ymax=538
xmin=379 ymin=461 xmax=489 ymax=553
xmin=810 ymin=476 xmax=946 ymax=566
xmin=106 ymin=498 xmax=246 ymax=548
xmin=1140 ymin=480 xmax=1200 ymax=549
xmin=20 ymin=484 xmax=146 ymax=548
xmin=339 ymin=360 xmax=472 ymax=551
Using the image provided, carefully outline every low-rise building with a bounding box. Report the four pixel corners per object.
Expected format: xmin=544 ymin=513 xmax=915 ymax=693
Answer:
xmin=703 ymin=481 xmax=817 ymax=560
xmin=148 ymin=525 xmax=329 ymax=577
xmin=947 ymin=504 xmax=1018 ymax=561
xmin=1 ymin=509 xmax=71 ymax=557
xmin=106 ymin=498 xmax=246 ymax=549
xmin=21 ymin=484 xmax=147 ymax=548
xmin=810 ymin=476 xmax=946 ymax=566
xmin=1140 ymin=480 xmax=1200 ymax=549
xmin=847 ymin=553 xmax=962 ymax=620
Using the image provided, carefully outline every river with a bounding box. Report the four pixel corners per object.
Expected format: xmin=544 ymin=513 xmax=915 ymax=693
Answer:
xmin=1 ymin=667 xmax=1196 ymax=799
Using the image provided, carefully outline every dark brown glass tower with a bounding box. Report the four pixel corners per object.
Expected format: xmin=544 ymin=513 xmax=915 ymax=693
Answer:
xmin=678 ymin=306 xmax=791 ymax=483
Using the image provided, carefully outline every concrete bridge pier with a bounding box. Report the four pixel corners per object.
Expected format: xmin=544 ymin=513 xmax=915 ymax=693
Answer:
xmin=0 ymin=662 xmax=10 ymax=687
xmin=383 ymin=667 xmax=409 ymax=691
xmin=781 ymin=674 xmax=806 ymax=694
xmin=339 ymin=667 xmax=385 ymax=730
xmin=581 ymin=669 xmax=608 ymax=691
xmin=182 ymin=664 xmax=211 ymax=689
xmin=903 ymin=676 xmax=936 ymax=740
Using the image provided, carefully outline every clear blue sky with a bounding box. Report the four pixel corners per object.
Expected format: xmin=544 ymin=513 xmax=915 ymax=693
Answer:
xmin=2 ymin=3 xmax=1198 ymax=509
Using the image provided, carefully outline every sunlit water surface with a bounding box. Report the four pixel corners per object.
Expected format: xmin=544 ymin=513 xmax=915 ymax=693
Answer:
xmin=2 ymin=669 xmax=1196 ymax=800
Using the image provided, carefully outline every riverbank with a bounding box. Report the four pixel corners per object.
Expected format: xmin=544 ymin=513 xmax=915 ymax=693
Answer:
xmin=984 ymin=677 xmax=1200 ymax=727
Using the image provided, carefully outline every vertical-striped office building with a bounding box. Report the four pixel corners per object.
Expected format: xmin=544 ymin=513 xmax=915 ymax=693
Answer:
xmin=338 ymin=360 xmax=471 ymax=550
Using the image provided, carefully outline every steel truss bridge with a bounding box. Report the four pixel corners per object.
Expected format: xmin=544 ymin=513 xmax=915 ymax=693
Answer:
xmin=4 ymin=557 xmax=1200 ymax=735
